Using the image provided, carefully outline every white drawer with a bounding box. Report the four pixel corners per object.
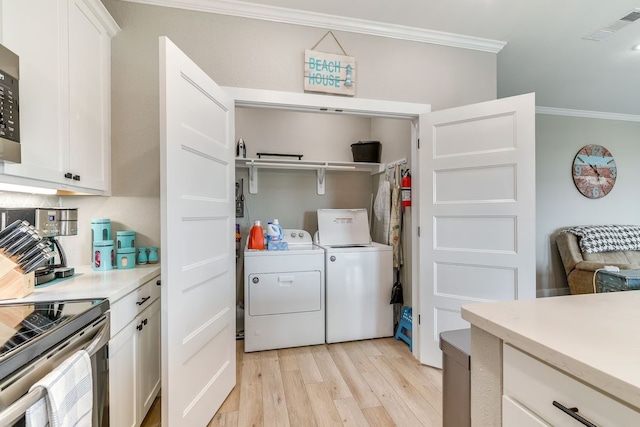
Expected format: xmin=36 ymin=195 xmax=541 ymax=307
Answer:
xmin=503 ymin=344 xmax=640 ymax=427
xmin=110 ymin=275 xmax=160 ymax=337
xmin=503 ymin=395 xmax=550 ymax=427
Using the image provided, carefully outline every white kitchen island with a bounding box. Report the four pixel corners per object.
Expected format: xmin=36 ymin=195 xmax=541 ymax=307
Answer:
xmin=462 ymin=291 xmax=640 ymax=426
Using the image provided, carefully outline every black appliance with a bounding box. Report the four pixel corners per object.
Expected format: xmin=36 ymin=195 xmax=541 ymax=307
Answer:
xmin=0 ymin=299 xmax=110 ymax=426
xmin=0 ymin=43 xmax=20 ymax=163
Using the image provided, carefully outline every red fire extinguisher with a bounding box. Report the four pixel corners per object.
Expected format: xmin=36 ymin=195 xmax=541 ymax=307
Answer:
xmin=401 ymin=170 xmax=411 ymax=208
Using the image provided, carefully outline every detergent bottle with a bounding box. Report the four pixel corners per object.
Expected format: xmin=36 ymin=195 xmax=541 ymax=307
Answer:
xmin=272 ymin=219 xmax=284 ymax=242
xmin=266 ymin=221 xmax=280 ymax=250
xmin=266 ymin=219 xmax=286 ymax=250
xmin=248 ymin=220 xmax=265 ymax=250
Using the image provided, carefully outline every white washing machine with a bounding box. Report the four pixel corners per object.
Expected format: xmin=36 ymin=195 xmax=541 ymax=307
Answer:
xmin=244 ymin=229 xmax=325 ymax=352
xmin=315 ymin=209 xmax=394 ymax=343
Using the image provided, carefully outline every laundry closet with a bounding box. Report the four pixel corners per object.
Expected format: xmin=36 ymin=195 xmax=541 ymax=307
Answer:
xmin=233 ymin=100 xmax=416 ymax=344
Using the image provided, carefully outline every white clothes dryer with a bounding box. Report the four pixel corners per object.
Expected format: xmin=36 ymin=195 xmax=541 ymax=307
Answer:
xmin=315 ymin=209 xmax=393 ymax=344
xmin=244 ymin=229 xmax=325 ymax=352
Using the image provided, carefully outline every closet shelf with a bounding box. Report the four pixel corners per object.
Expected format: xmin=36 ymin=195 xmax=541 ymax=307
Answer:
xmin=235 ymin=157 xmax=383 ymax=195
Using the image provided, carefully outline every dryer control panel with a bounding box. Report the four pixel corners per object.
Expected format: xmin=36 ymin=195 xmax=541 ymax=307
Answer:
xmin=283 ymin=229 xmax=312 ymax=245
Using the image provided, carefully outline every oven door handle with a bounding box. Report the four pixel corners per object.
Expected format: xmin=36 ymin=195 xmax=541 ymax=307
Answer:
xmin=0 ymin=318 xmax=110 ymax=427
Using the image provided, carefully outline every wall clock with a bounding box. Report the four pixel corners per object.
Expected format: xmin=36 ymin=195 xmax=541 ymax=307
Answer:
xmin=572 ymin=144 xmax=617 ymax=199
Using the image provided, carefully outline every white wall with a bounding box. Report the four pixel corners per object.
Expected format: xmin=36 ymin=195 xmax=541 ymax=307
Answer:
xmin=236 ymin=108 xmax=372 ymax=162
xmin=536 ymin=114 xmax=640 ymax=296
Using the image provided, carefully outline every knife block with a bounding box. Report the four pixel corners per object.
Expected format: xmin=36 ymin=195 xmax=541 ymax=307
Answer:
xmin=0 ymin=253 xmax=35 ymax=300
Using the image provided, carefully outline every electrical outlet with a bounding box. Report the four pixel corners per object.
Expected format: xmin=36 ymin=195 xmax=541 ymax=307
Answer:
xmin=236 ymin=200 xmax=244 ymax=217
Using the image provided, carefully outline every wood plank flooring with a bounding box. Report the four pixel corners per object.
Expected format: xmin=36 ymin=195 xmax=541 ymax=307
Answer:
xmin=141 ymin=338 xmax=443 ymax=427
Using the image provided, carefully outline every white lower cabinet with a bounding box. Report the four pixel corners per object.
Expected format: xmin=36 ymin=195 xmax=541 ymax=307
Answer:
xmin=137 ymin=299 xmax=161 ymax=419
xmin=109 ymin=276 xmax=161 ymax=427
xmin=109 ymin=317 xmax=138 ymax=427
xmin=503 ymin=344 xmax=640 ymax=427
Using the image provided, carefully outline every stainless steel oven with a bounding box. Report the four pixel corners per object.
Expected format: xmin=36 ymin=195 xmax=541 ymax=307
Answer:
xmin=0 ymin=299 xmax=109 ymax=426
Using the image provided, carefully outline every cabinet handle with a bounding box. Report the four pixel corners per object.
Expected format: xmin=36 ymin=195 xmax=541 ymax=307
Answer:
xmin=156 ymin=279 xmax=161 ymax=286
xmin=552 ymin=401 xmax=598 ymax=427
xmin=136 ymin=296 xmax=151 ymax=306
xmin=143 ymin=319 xmax=148 ymax=326
xmin=137 ymin=323 xmax=143 ymax=331
xmin=64 ymin=172 xmax=73 ymax=179
xmin=72 ymin=175 xmax=80 ymax=181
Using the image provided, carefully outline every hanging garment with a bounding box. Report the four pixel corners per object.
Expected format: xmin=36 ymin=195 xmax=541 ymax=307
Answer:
xmin=372 ymin=174 xmax=391 ymax=244
xmin=388 ymin=168 xmax=402 ymax=268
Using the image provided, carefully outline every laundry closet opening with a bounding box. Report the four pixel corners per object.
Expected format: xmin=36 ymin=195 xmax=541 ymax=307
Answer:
xmin=233 ymin=104 xmax=414 ymax=342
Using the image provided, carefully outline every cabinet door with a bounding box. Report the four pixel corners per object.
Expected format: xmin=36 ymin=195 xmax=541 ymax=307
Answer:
xmin=1 ymin=0 xmax=68 ymax=184
xmin=67 ymin=0 xmax=111 ymax=191
xmin=109 ymin=321 xmax=138 ymax=427
xmin=137 ymin=298 xmax=161 ymax=423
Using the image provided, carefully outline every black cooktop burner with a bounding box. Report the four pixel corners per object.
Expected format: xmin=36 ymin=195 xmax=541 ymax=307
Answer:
xmin=0 ymin=299 xmax=109 ymax=382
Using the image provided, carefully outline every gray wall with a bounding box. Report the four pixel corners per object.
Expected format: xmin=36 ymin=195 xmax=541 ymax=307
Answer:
xmin=60 ymin=1 xmax=497 ymax=270
xmin=536 ymin=114 xmax=640 ymax=296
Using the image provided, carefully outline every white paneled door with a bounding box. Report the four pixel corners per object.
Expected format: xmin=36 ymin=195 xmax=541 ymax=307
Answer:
xmin=159 ymin=37 xmax=236 ymax=426
xmin=419 ymin=93 xmax=536 ymax=368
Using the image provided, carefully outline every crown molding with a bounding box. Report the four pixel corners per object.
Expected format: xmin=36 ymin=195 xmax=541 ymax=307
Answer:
xmin=86 ymin=0 xmax=121 ymax=36
xmin=121 ymin=0 xmax=506 ymax=53
xmin=536 ymin=106 xmax=640 ymax=122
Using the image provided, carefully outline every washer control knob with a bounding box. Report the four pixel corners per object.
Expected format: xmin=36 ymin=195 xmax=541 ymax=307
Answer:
xmin=291 ymin=232 xmax=296 ymax=238
xmin=330 ymin=256 xmax=336 ymax=262
xmin=298 ymin=232 xmax=304 ymax=237
xmin=252 ymin=277 xmax=259 ymax=284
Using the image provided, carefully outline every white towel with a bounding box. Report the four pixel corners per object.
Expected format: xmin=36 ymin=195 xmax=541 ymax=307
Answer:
xmin=25 ymin=350 xmax=93 ymax=427
xmin=373 ymin=175 xmax=391 ymax=244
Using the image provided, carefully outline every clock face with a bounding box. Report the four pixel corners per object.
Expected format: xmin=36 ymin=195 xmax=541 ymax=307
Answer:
xmin=572 ymin=144 xmax=617 ymax=199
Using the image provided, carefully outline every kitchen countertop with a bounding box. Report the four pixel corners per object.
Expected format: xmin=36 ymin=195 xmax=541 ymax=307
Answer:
xmin=462 ymin=291 xmax=640 ymax=410
xmin=0 ymin=264 xmax=161 ymax=305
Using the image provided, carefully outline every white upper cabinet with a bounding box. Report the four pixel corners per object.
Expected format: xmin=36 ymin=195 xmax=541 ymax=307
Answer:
xmin=0 ymin=0 xmax=119 ymax=194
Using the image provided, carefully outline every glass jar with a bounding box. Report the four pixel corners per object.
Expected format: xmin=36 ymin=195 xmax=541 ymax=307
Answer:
xmin=92 ymin=240 xmax=114 ymax=271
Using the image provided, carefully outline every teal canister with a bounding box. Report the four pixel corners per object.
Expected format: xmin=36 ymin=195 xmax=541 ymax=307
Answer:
xmin=92 ymin=240 xmax=114 ymax=271
xmin=116 ymin=247 xmax=136 ymax=269
xmin=148 ymin=247 xmax=158 ymax=264
xmin=91 ymin=219 xmax=111 ymax=242
xmin=137 ymin=247 xmax=148 ymax=265
xmin=116 ymin=231 xmax=136 ymax=250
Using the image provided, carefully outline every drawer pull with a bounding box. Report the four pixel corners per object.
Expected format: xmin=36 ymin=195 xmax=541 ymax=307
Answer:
xmin=553 ymin=401 xmax=598 ymax=427
xmin=136 ymin=296 xmax=151 ymax=306
xmin=137 ymin=323 xmax=143 ymax=331
xmin=156 ymin=279 xmax=161 ymax=286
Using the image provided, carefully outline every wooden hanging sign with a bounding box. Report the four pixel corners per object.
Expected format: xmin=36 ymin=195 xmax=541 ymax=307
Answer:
xmin=304 ymin=49 xmax=356 ymax=96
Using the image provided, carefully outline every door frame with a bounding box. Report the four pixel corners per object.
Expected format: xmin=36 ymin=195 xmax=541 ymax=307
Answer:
xmin=223 ymin=86 xmax=429 ymax=360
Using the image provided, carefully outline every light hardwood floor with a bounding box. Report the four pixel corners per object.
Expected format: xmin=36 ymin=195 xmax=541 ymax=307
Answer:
xmin=141 ymin=337 xmax=443 ymax=427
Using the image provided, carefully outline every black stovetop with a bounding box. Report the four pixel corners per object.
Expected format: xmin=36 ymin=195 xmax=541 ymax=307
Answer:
xmin=0 ymin=299 xmax=109 ymax=382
